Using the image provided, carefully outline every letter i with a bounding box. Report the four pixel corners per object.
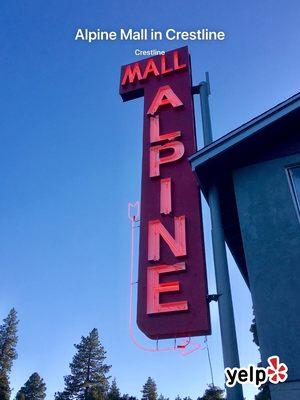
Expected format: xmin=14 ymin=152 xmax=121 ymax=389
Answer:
xmin=160 ymin=178 xmax=172 ymax=214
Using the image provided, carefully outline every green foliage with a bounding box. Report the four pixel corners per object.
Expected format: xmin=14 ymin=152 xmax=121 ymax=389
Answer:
xmin=158 ymin=395 xmax=169 ymax=400
xmin=0 ymin=309 xmax=18 ymax=372
xmin=0 ymin=371 xmax=10 ymax=400
xmin=250 ymin=311 xmax=270 ymax=399
xmin=120 ymin=395 xmax=137 ymax=400
xmin=250 ymin=312 xmax=270 ymax=400
xmin=54 ymin=392 xmax=69 ymax=400
xmin=250 ymin=317 xmax=259 ymax=348
xmin=200 ymin=384 xmax=224 ymax=400
xmin=85 ymin=386 xmax=105 ymax=400
xmin=175 ymin=396 xmax=181 ymax=400
xmin=16 ymin=392 xmax=26 ymax=400
xmin=0 ymin=308 xmax=18 ymax=399
xmin=60 ymin=328 xmax=111 ymax=400
xmin=17 ymin=372 xmax=46 ymax=400
xmin=107 ymin=378 xmax=121 ymax=400
xmin=141 ymin=377 xmax=157 ymax=400
xmin=255 ymin=383 xmax=271 ymax=400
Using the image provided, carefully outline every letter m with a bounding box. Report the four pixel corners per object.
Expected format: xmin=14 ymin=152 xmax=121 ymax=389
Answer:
xmin=121 ymin=63 xmax=142 ymax=85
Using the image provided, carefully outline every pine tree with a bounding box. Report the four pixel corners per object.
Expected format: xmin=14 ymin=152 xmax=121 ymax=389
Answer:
xmin=0 ymin=308 xmax=18 ymax=400
xmin=120 ymin=395 xmax=137 ymax=400
xmin=85 ymin=386 xmax=105 ymax=400
xmin=250 ymin=316 xmax=259 ymax=348
xmin=0 ymin=371 xmax=10 ymax=400
xmin=255 ymin=383 xmax=271 ymax=400
xmin=107 ymin=378 xmax=120 ymax=400
xmin=17 ymin=373 xmax=46 ymax=400
xmin=54 ymin=392 xmax=69 ymax=400
xmin=200 ymin=384 xmax=224 ymax=400
xmin=61 ymin=328 xmax=111 ymax=400
xmin=141 ymin=377 xmax=157 ymax=400
xmin=16 ymin=392 xmax=25 ymax=400
xmin=158 ymin=395 xmax=169 ymax=400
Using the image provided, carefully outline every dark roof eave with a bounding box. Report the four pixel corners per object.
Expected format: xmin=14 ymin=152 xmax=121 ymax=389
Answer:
xmin=189 ymin=91 xmax=300 ymax=171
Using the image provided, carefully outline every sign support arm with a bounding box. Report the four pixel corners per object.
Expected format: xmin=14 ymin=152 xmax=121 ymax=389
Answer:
xmin=198 ymin=74 xmax=244 ymax=400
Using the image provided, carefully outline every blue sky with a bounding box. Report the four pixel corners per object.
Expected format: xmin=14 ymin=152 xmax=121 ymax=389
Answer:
xmin=1 ymin=1 xmax=300 ymax=399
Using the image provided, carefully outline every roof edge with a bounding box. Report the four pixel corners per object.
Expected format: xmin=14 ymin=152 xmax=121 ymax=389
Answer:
xmin=190 ymin=91 xmax=300 ymax=170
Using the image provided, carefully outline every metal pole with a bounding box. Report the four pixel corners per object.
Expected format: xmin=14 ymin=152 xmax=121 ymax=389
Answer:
xmin=198 ymin=74 xmax=244 ymax=400
xmin=205 ymin=336 xmax=215 ymax=387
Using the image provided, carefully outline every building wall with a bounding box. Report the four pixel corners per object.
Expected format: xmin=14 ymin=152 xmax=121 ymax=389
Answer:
xmin=233 ymin=153 xmax=300 ymax=399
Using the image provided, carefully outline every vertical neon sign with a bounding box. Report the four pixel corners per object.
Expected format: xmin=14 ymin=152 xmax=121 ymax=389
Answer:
xmin=120 ymin=47 xmax=210 ymax=339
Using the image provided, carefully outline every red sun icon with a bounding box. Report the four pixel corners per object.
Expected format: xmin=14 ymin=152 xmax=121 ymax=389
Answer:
xmin=267 ymin=356 xmax=288 ymax=384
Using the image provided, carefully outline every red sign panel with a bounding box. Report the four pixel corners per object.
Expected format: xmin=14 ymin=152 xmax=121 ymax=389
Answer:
xmin=120 ymin=47 xmax=210 ymax=339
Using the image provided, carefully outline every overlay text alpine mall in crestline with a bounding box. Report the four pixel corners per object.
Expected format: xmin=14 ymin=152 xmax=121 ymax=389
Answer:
xmin=74 ymin=28 xmax=225 ymax=43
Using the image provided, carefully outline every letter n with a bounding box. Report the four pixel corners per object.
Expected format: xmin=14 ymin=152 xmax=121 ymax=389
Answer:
xmin=148 ymin=216 xmax=186 ymax=261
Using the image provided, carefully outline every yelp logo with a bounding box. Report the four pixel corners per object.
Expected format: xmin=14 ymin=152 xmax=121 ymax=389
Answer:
xmin=225 ymin=356 xmax=288 ymax=387
xmin=266 ymin=356 xmax=288 ymax=384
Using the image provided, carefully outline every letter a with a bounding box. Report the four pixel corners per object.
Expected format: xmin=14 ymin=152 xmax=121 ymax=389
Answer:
xmin=147 ymin=85 xmax=183 ymax=116
xmin=75 ymin=29 xmax=85 ymax=40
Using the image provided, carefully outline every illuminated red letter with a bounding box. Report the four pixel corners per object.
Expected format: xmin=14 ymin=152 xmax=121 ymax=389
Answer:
xmin=161 ymin=54 xmax=173 ymax=75
xmin=150 ymin=115 xmax=181 ymax=144
xmin=147 ymin=85 xmax=183 ymax=115
xmin=150 ymin=141 xmax=184 ymax=177
xmin=173 ymin=50 xmax=187 ymax=71
xmin=160 ymin=178 xmax=172 ymax=215
xmin=121 ymin=63 xmax=142 ymax=85
xmin=143 ymin=59 xmax=160 ymax=80
xmin=148 ymin=216 xmax=186 ymax=261
xmin=147 ymin=262 xmax=188 ymax=314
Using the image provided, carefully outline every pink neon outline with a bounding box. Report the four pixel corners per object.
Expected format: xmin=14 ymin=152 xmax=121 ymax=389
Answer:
xmin=127 ymin=202 xmax=205 ymax=355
